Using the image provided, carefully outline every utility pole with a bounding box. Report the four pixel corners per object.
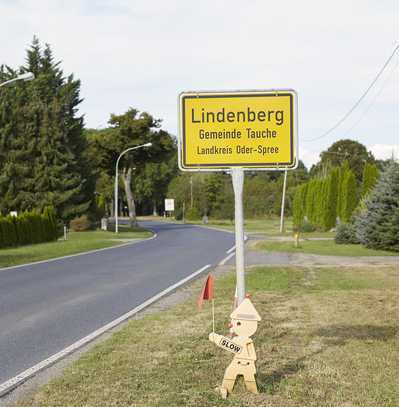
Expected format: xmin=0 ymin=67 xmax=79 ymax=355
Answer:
xmin=279 ymin=170 xmax=288 ymax=233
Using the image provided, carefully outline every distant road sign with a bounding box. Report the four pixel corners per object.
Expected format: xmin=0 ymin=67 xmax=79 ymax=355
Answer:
xmin=178 ymin=90 xmax=297 ymax=171
xmin=165 ymin=199 xmax=175 ymax=211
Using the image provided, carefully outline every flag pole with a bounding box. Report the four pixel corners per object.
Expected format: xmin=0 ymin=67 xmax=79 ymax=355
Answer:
xmin=212 ymin=299 xmax=215 ymax=332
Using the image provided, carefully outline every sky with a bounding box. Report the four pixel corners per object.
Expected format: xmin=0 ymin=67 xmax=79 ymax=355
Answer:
xmin=1 ymin=0 xmax=399 ymax=168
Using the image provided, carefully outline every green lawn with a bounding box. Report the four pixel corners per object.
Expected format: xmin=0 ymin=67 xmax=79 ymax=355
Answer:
xmin=199 ymin=218 xmax=288 ymax=234
xmin=0 ymin=225 xmax=152 ymax=268
xmin=16 ymin=265 xmax=399 ymax=407
xmin=143 ymin=216 xmax=288 ymax=234
xmin=158 ymin=217 xmax=334 ymax=238
xmin=142 ymin=216 xmax=336 ymax=239
xmin=256 ymin=239 xmax=399 ymax=257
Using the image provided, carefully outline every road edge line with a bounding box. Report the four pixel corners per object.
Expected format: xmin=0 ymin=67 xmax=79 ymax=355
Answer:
xmin=190 ymin=223 xmax=249 ymax=241
xmin=192 ymin=224 xmax=235 ymax=234
xmin=0 ymin=263 xmax=211 ymax=397
xmin=0 ymin=232 xmax=157 ymax=272
xmin=218 ymin=252 xmax=236 ymax=266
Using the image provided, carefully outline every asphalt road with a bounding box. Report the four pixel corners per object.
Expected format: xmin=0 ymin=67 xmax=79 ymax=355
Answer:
xmin=0 ymin=220 xmax=234 ymax=385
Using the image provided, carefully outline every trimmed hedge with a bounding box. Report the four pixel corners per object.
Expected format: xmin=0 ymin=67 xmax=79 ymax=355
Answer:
xmin=293 ymin=165 xmax=358 ymax=231
xmin=0 ymin=207 xmax=58 ymax=249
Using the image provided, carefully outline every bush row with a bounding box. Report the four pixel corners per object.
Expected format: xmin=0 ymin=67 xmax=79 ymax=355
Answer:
xmin=335 ymin=162 xmax=399 ymax=251
xmin=0 ymin=207 xmax=58 ymax=248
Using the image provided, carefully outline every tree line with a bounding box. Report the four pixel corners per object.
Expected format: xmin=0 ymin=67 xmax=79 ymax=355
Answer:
xmin=0 ymin=38 xmax=178 ymax=229
xmin=293 ymin=159 xmax=379 ymax=231
xmin=167 ymin=164 xmax=308 ymax=221
xmin=0 ymin=38 xmax=395 ymax=242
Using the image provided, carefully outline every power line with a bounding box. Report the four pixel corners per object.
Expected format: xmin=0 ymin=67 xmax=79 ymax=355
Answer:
xmin=303 ymin=44 xmax=399 ymax=142
xmin=344 ymin=56 xmax=399 ymax=137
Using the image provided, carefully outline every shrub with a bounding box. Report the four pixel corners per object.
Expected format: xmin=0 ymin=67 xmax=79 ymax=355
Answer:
xmin=70 ymin=215 xmax=91 ymax=232
xmin=335 ymin=223 xmax=359 ymax=244
xmin=185 ymin=207 xmax=201 ymax=221
xmin=300 ymin=220 xmax=316 ymax=233
xmin=174 ymin=206 xmax=183 ymax=221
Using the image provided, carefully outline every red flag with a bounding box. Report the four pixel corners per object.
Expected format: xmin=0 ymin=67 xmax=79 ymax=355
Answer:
xmin=197 ymin=274 xmax=214 ymax=310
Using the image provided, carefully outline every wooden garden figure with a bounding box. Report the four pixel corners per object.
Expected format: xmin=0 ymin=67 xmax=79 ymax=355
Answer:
xmin=209 ymin=298 xmax=261 ymax=398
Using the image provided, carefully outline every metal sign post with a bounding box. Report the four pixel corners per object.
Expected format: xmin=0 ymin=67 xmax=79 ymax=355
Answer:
xmin=231 ymin=168 xmax=245 ymax=304
xmin=178 ymin=88 xmax=298 ymax=398
xmin=178 ymin=89 xmax=298 ymax=305
xmin=279 ymin=169 xmax=288 ymax=233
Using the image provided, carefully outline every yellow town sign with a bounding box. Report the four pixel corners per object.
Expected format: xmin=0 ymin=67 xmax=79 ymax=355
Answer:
xmin=178 ymin=90 xmax=297 ymax=170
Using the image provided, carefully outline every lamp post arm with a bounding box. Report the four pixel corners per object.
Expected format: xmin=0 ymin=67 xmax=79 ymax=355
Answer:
xmin=114 ymin=143 xmax=152 ymax=233
xmin=0 ymin=72 xmax=35 ymax=88
xmin=0 ymin=78 xmax=18 ymax=88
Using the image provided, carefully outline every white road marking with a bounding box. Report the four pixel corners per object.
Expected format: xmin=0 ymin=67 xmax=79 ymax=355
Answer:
xmin=192 ymin=224 xmax=235 ymax=234
xmin=218 ymin=252 xmax=236 ymax=266
xmin=0 ymin=263 xmax=210 ymax=397
xmin=226 ymin=245 xmax=236 ymax=254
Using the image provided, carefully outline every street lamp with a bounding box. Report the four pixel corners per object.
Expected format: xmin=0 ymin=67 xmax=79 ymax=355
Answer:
xmin=114 ymin=142 xmax=152 ymax=233
xmin=0 ymin=72 xmax=34 ymax=88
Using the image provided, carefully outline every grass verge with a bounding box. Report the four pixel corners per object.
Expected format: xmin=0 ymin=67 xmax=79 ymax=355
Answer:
xmin=256 ymin=239 xmax=399 ymax=257
xmin=0 ymin=225 xmax=152 ymax=268
xmin=146 ymin=216 xmax=335 ymax=238
xmin=16 ymin=265 xmax=399 ymax=407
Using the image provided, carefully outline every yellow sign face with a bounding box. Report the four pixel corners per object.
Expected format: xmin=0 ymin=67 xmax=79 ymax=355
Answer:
xmin=178 ymin=90 xmax=297 ymax=170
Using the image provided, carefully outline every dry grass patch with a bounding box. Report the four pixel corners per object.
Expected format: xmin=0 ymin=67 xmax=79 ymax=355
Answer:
xmin=15 ymin=266 xmax=399 ymax=407
xmin=255 ymin=239 xmax=399 ymax=257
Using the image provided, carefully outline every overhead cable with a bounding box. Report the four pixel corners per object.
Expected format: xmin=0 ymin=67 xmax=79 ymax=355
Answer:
xmin=303 ymin=44 xmax=399 ymax=142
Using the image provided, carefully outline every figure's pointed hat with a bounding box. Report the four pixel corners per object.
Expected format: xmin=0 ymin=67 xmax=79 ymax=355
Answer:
xmin=230 ymin=298 xmax=261 ymax=321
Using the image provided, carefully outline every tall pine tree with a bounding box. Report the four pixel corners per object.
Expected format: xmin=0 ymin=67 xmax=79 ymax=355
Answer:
xmin=0 ymin=37 xmax=93 ymax=220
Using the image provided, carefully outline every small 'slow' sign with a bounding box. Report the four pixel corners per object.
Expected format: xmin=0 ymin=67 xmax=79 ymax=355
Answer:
xmin=217 ymin=336 xmax=242 ymax=354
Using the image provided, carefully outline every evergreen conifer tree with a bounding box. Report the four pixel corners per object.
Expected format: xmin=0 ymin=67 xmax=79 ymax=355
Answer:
xmin=323 ymin=168 xmax=339 ymax=230
xmin=355 ymin=162 xmax=399 ymax=251
xmin=341 ymin=169 xmax=358 ymax=223
xmin=361 ymin=163 xmax=379 ymax=197
xmin=293 ymin=183 xmax=307 ymax=229
xmin=0 ymin=37 xmax=94 ymax=220
xmin=337 ymin=160 xmax=350 ymax=220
